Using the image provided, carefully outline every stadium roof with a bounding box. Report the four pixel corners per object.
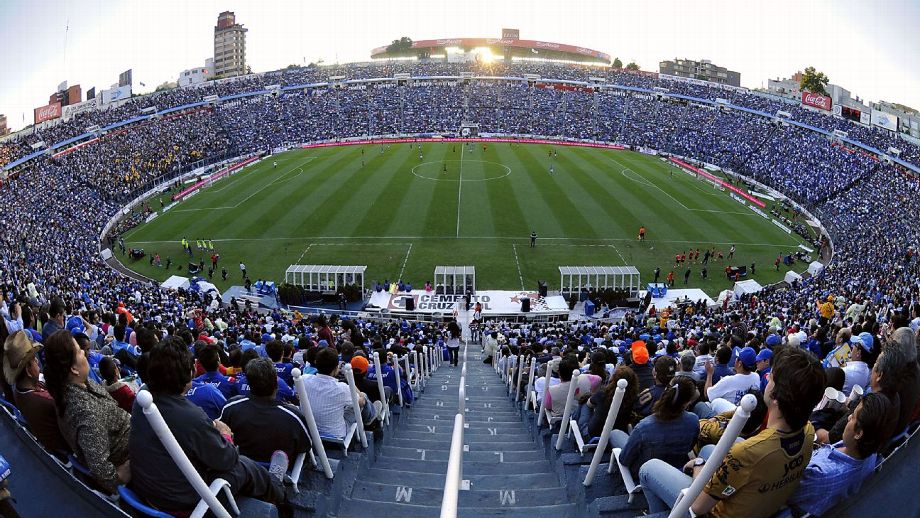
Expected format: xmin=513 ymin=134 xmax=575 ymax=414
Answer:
xmin=371 ymin=37 xmax=610 ymax=64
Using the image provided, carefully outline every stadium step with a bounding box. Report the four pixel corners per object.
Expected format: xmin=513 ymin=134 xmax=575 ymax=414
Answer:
xmin=341 ymin=351 xmax=577 ymax=516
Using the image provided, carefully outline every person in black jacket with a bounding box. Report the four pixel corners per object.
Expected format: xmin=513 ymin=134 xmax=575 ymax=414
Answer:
xmin=129 ymin=337 xmax=284 ymax=513
xmin=219 ymin=358 xmax=311 ymax=464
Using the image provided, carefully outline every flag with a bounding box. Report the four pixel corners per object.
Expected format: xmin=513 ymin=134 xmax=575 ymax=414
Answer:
xmin=531 ymin=48 xmax=538 ymax=54
xmin=140 ymin=82 xmax=146 ymax=87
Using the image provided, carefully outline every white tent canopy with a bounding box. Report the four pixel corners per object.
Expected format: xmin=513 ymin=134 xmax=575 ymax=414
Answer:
xmin=285 ymin=265 xmax=366 ymax=293
xmin=733 ymin=279 xmax=763 ymax=298
xmin=558 ymin=266 xmax=641 ymax=296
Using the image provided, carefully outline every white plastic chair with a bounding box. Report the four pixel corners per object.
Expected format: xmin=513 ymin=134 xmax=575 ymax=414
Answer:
xmin=291 ymin=369 xmax=335 ymax=479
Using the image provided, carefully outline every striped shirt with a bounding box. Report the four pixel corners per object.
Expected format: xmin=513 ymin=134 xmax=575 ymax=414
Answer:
xmin=303 ymin=374 xmax=353 ymax=439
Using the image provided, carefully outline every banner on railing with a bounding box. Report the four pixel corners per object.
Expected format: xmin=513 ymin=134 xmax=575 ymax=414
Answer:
xmin=368 ymin=290 xmax=568 ymax=314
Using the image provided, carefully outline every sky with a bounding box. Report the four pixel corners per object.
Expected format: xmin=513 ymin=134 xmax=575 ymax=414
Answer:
xmin=1 ymin=0 xmax=918 ymax=132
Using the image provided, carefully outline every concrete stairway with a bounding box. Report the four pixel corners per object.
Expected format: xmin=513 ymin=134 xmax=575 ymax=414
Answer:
xmin=337 ymin=350 xmax=577 ymax=517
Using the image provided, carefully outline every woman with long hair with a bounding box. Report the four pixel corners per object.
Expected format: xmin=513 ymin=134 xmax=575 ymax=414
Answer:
xmin=610 ymin=376 xmax=700 ymax=480
xmin=43 ymin=330 xmax=131 ymax=493
xmin=446 ymin=320 xmax=462 ymax=366
xmin=584 ymin=365 xmax=640 ymax=438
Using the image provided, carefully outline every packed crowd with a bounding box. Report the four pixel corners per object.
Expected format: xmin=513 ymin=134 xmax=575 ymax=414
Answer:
xmin=0 ymin=60 xmax=918 ymax=515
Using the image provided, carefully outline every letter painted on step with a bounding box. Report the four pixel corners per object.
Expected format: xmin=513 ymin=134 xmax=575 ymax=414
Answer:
xmin=494 ymin=451 xmax=504 ymax=463
xmin=436 ymin=401 xmax=444 ymax=407
xmin=395 ymin=486 xmax=413 ymax=503
xmin=427 ymin=425 xmax=436 ymax=433
xmin=488 ymin=427 xmax=498 ymax=435
xmin=416 ymin=449 xmax=426 ymax=461
xmin=499 ymin=490 xmax=516 ymax=506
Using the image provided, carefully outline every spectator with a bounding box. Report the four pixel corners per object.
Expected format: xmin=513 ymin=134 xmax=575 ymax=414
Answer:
xmin=584 ymin=365 xmax=640 ymax=438
xmin=841 ymin=333 xmax=872 ymax=395
xmin=640 ymin=347 xmax=826 ymax=517
xmin=611 ymin=376 xmax=700 ymax=480
xmin=710 ymin=346 xmax=733 ymax=385
xmin=545 ymin=354 xmax=602 ymax=418
xmin=789 ymin=392 xmax=897 ymax=516
xmin=303 ymin=347 xmax=381 ymax=439
xmin=194 ymin=342 xmax=239 ymax=399
xmin=635 ymin=355 xmax=677 ymax=417
xmin=98 ymin=356 xmax=136 ymax=413
xmin=696 ymin=346 xmax=761 ymax=418
xmin=2 ymin=331 xmax=68 ymax=453
xmin=129 ymin=336 xmax=285 ymax=512
xmin=43 ymin=330 xmax=131 ymax=493
xmin=220 ymin=358 xmax=311 ymax=464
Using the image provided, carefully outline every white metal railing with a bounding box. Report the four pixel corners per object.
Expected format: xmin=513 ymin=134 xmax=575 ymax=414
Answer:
xmin=514 ymin=356 xmax=526 ymax=402
xmin=135 ymin=391 xmax=236 ymax=518
xmin=537 ymin=359 xmax=557 ymax=427
xmin=525 ymin=358 xmax=537 ymax=409
xmin=669 ymin=393 xmax=757 ymax=518
xmin=403 ymin=354 xmax=413 ymax=392
xmin=440 ymin=413 xmax=465 ymax=518
xmin=583 ymin=378 xmax=628 ymax=486
xmin=411 ymin=350 xmax=421 ymax=389
xmin=555 ymin=370 xmax=581 ymax=450
xmin=372 ymin=352 xmax=390 ymax=425
xmin=291 ymin=369 xmax=335 ymax=479
xmin=391 ymin=354 xmax=404 ymax=407
xmin=342 ymin=364 xmax=369 ymax=449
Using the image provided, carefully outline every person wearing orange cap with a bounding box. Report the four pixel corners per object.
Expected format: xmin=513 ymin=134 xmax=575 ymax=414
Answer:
xmin=351 ymin=354 xmax=387 ymax=404
xmin=630 ymin=341 xmax=654 ymax=391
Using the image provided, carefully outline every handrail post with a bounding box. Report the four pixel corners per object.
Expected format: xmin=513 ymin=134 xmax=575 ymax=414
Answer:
xmin=525 ymin=358 xmax=537 ymax=408
xmin=584 ymin=378 xmax=627 ymax=486
xmin=421 ymin=346 xmax=429 ymax=381
xmin=537 ymin=359 xmax=557 ymax=426
xmin=668 ymin=394 xmax=757 ymax=518
xmin=391 ymin=354 xmax=404 ymax=407
xmin=135 ymin=391 xmax=232 ymax=518
xmin=440 ymin=414 xmax=465 ymax=518
xmin=403 ymin=354 xmax=413 ymax=390
xmin=514 ymin=357 xmax=526 ymax=402
xmin=292 ymin=369 xmax=335 ymax=479
xmin=342 ymin=365 xmax=368 ymax=448
xmin=411 ymin=351 xmax=421 ymax=389
xmin=372 ymin=352 xmax=390 ymax=425
xmin=555 ymin=370 xmax=580 ymax=450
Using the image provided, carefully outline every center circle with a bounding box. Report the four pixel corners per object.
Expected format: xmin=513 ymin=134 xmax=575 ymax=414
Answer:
xmin=411 ymin=160 xmax=512 ymax=182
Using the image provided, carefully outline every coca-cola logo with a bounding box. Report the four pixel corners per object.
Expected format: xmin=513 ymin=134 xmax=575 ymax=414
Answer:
xmin=35 ymin=103 xmax=61 ymax=122
xmin=802 ymin=92 xmax=831 ymax=110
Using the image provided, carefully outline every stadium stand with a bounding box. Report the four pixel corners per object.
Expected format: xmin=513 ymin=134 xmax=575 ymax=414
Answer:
xmin=0 ymin=60 xmax=918 ymax=517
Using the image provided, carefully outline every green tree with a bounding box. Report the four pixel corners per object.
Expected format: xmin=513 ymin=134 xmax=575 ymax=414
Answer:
xmin=612 ymin=57 xmax=623 ymax=69
xmin=625 ymin=61 xmax=640 ymax=71
xmin=386 ymin=36 xmax=414 ymax=55
xmin=800 ymin=66 xmax=829 ymax=95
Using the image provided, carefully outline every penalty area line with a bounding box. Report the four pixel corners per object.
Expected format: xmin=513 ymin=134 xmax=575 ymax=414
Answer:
xmin=398 ymin=243 xmax=413 ymax=280
xmin=512 ymin=244 xmax=525 ymax=291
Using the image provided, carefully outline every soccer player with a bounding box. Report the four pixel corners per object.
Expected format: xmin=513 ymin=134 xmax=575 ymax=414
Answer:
xmin=549 ymin=164 xmax=555 ymax=175
xmin=638 ymin=226 xmax=646 ymax=240
xmin=530 ymin=231 xmax=537 ymax=248
xmin=728 ymin=244 xmax=736 ymax=260
xmin=273 ymin=161 xmax=277 ymax=168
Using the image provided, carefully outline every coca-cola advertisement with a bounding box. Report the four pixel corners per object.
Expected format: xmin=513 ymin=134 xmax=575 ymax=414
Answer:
xmin=34 ymin=102 xmax=62 ymax=124
xmin=801 ymin=91 xmax=832 ymax=111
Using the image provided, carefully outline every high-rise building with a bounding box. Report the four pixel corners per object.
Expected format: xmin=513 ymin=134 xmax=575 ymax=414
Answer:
xmin=213 ymin=11 xmax=247 ymax=78
xmin=659 ymin=58 xmax=740 ymax=87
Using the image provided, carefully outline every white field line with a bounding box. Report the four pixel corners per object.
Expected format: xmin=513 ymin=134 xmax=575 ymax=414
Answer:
xmin=609 ymin=156 xmax=754 ymax=216
xmin=129 ymin=235 xmax=797 ymax=247
xmin=172 ymin=157 xmax=316 ymax=212
xmin=512 ymin=244 xmax=525 ymax=291
xmin=208 ymin=156 xmax=315 ymax=194
xmin=295 ymin=243 xmax=313 ymax=264
xmin=608 ymin=243 xmax=627 ymax=264
xmin=398 ymin=243 xmax=413 ymax=280
xmin=456 ymin=144 xmax=464 ymax=237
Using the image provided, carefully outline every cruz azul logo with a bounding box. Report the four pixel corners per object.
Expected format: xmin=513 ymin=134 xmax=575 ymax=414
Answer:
xmin=387 ymin=293 xmax=492 ymax=311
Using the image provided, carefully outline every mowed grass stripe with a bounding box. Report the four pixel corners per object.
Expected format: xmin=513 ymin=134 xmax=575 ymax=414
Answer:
xmin=509 ymin=144 xmax=596 ymax=239
xmin=354 ymin=144 xmax=428 ymax=236
xmin=551 ymin=147 xmax=633 ymax=239
xmin=604 ymin=152 xmax=707 ymax=242
xmin=388 ymin=144 xmax=452 ymax=237
xmin=483 ymin=146 xmax=528 ymax=239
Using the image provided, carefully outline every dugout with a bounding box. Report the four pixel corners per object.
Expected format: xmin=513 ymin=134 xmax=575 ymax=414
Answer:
xmin=285 ymin=264 xmax=366 ymax=294
xmin=558 ymin=266 xmax=641 ymax=297
xmin=434 ymin=266 xmax=475 ymax=295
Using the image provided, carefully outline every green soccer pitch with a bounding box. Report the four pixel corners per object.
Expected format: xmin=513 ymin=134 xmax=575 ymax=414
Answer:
xmin=121 ymin=142 xmax=812 ymax=296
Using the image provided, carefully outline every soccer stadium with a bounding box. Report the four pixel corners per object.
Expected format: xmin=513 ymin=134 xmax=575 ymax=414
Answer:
xmin=1 ymin=3 xmax=919 ymax=518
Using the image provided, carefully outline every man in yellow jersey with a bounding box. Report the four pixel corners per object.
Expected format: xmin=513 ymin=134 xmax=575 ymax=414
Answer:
xmin=639 ymin=348 xmax=826 ymax=517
